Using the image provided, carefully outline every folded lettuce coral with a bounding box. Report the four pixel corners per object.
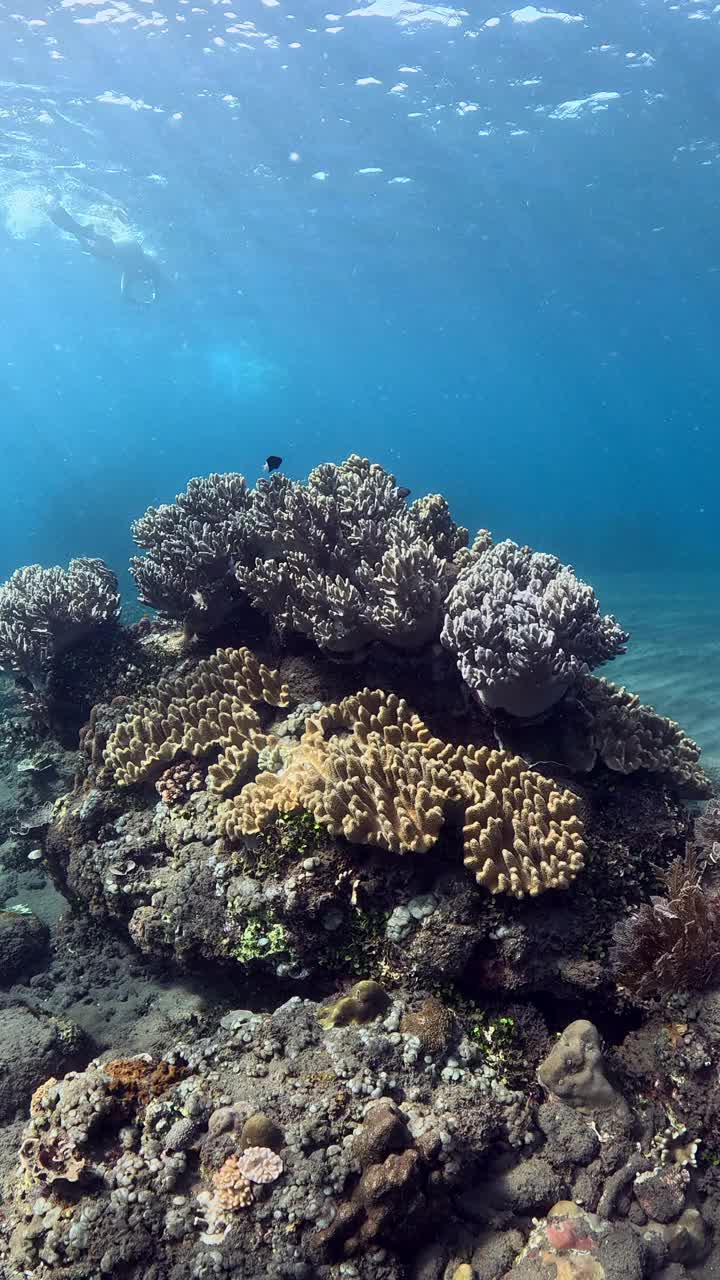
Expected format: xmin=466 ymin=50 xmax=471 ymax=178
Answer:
xmin=101 ymin=647 xmax=288 ymax=788
xmin=94 ymin=658 xmax=585 ymax=900
xmin=130 ymin=473 xmax=257 ymax=633
xmin=236 ymin=455 xmax=469 ymax=654
xmin=219 ymin=687 xmax=587 ymax=899
xmin=441 ymin=539 xmax=628 ymax=719
xmin=0 ymin=558 xmax=120 ymax=691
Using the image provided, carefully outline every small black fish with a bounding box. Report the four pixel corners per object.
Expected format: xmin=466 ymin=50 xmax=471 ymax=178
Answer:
xmin=264 ymin=455 xmax=283 ymax=473
xmin=397 ymin=486 xmax=411 ymax=500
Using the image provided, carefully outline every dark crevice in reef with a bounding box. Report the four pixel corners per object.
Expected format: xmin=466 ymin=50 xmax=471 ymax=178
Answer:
xmin=527 ymin=988 xmax=645 ymax=1044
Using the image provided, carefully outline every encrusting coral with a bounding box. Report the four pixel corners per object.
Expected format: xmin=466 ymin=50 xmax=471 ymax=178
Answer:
xmin=441 ymin=539 xmax=628 ymax=718
xmin=220 ymin=687 xmax=587 ymax=898
xmin=0 ymin=558 xmax=120 ymax=691
xmin=130 ymin=472 xmax=258 ymax=633
xmin=100 ymin=646 xmax=288 ymax=788
xmin=236 ymin=455 xmax=470 ymax=654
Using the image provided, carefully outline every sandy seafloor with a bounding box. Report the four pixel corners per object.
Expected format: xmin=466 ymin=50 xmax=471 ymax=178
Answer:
xmin=597 ymin=571 xmax=720 ymax=775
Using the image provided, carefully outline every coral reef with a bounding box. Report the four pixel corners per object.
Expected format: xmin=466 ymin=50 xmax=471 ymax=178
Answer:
xmin=48 ymin=775 xmax=687 ymax=1012
xmin=441 ymin=540 xmax=627 ymax=718
xmin=237 ymin=455 xmax=469 ymax=654
xmin=2 ymin=453 xmax=718 ymax=1280
xmin=0 ymin=559 xmax=120 ymax=692
xmin=130 ymin=473 xmax=257 ymax=634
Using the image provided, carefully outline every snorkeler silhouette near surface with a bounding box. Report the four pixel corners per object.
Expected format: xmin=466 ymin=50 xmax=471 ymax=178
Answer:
xmin=48 ymin=202 xmax=163 ymax=305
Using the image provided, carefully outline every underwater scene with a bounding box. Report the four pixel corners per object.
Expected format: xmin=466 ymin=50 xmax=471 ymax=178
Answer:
xmin=1 ymin=0 xmax=720 ymax=1278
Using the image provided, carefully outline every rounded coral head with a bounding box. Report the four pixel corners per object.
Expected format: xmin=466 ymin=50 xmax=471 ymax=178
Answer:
xmin=236 ymin=1145 xmax=284 ymax=1184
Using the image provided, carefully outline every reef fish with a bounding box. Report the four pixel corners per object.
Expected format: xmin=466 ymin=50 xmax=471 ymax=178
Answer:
xmin=264 ymin=455 xmax=283 ymax=473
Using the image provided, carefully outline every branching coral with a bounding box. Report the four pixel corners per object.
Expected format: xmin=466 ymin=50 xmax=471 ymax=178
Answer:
xmin=130 ymin=473 xmax=258 ymax=633
xmin=0 ymin=558 xmax=120 ymax=690
xmin=101 ymin=647 xmax=289 ymax=788
xmin=610 ymin=853 xmax=720 ymax=1001
xmin=441 ymin=540 xmax=628 ymax=718
xmin=211 ymin=1155 xmax=255 ymax=1206
xmin=562 ymin=675 xmax=711 ymax=797
xmin=236 ymin=455 xmax=469 ymax=654
xmin=219 ymin=688 xmax=586 ymax=898
xmin=128 ymin=458 xmax=473 ymax=654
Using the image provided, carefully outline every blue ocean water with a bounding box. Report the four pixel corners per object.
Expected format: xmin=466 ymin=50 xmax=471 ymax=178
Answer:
xmin=1 ymin=0 xmax=718 ymax=755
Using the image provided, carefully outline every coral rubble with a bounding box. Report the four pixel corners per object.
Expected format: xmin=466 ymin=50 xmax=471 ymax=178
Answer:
xmin=2 ymin=998 xmax=718 ymax=1280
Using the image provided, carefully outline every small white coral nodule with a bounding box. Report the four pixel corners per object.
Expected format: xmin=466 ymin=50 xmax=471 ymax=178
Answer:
xmin=236 ymin=1145 xmax=284 ymax=1184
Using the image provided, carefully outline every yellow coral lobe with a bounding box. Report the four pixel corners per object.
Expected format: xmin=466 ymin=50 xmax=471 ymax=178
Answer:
xmin=218 ymin=689 xmax=586 ymax=899
xmin=100 ymin=647 xmax=288 ymax=789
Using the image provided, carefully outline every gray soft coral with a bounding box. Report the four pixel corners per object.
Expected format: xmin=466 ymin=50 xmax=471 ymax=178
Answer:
xmin=0 ymin=558 xmax=120 ymax=690
xmin=441 ymin=539 xmax=627 ymax=718
xmin=237 ymin=455 xmax=469 ymax=654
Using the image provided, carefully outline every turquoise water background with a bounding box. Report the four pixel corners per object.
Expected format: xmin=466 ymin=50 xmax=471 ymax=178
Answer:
xmin=1 ymin=0 xmax=718 ymax=758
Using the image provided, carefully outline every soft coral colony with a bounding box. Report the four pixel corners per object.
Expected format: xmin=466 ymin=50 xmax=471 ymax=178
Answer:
xmin=0 ymin=453 xmax=718 ymax=1280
